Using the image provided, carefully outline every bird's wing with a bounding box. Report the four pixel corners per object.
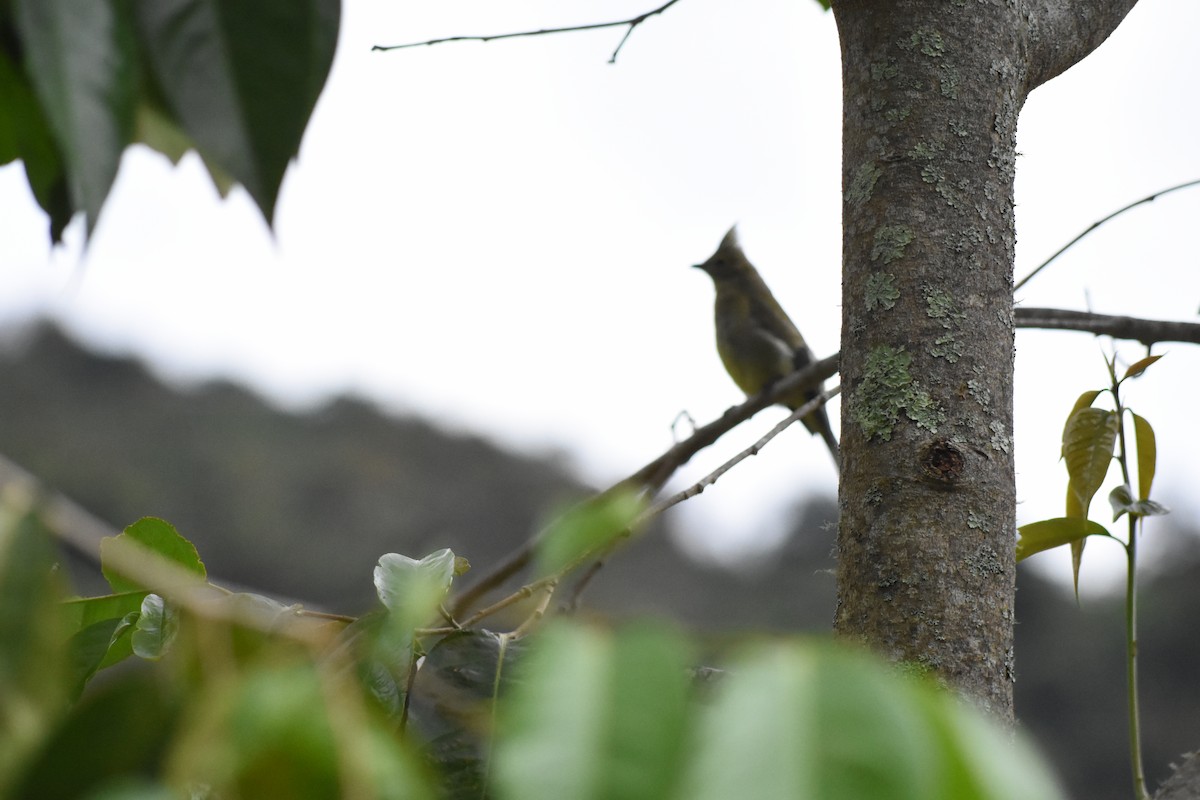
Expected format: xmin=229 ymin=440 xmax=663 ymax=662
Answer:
xmin=745 ymin=274 xmax=806 ymax=350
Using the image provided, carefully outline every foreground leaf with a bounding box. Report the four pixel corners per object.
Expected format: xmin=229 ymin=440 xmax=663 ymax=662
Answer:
xmin=13 ymin=0 xmax=136 ymax=233
xmin=536 ymin=490 xmax=644 ymax=577
xmin=494 ymin=625 xmax=1064 ymax=800
xmin=134 ymin=0 xmax=340 ymax=224
xmin=0 ymin=511 xmax=70 ymax=789
xmin=100 ymin=517 xmax=206 ymax=594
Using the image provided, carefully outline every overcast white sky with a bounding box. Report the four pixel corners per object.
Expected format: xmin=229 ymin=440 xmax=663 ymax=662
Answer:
xmin=2 ymin=1 xmax=1198 ymax=585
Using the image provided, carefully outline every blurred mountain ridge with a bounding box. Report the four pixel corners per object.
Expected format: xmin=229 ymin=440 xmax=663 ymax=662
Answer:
xmin=1 ymin=321 xmax=1198 ymax=799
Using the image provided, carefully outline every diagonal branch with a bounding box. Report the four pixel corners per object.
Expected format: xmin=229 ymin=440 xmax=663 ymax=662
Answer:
xmin=449 ymin=353 xmax=841 ymax=616
xmin=372 ymin=0 xmax=686 ymax=63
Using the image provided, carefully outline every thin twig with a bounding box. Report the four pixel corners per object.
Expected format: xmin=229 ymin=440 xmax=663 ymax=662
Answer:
xmin=563 ymin=387 xmax=841 ymax=609
xmin=637 ymin=387 xmax=842 ymax=525
xmin=372 ymin=0 xmax=686 ymax=64
xmin=1014 ymin=178 xmax=1200 ymax=293
xmin=448 ymin=354 xmax=840 ymax=616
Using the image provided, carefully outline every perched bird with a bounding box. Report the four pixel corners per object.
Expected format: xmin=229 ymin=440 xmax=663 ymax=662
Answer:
xmin=694 ymin=226 xmax=839 ymax=468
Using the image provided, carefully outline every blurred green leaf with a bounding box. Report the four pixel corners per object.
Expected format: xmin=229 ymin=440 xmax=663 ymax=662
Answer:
xmin=494 ymin=626 xmax=1063 ymax=800
xmin=492 ymin=622 xmax=697 ymax=800
xmin=132 ymin=594 xmax=177 ymax=661
xmin=168 ymin=660 xmax=433 ymax=799
xmin=134 ymin=0 xmax=341 ymax=225
xmin=0 ymin=510 xmax=70 ymax=791
xmin=101 ymin=517 xmax=205 ymax=594
xmin=11 ymin=672 xmax=176 ymax=799
xmin=0 ymin=45 xmax=73 ymax=240
xmin=598 ymin=623 xmax=693 ymax=800
xmin=492 ymin=624 xmax=614 ymax=800
xmin=537 ymin=490 xmax=644 ymax=577
xmin=62 ymin=590 xmax=147 ymax=633
xmin=1017 ymin=518 xmax=1111 ymax=562
xmin=65 ymin=617 xmax=124 ymax=698
xmin=678 ymin=641 xmax=1063 ymax=800
xmin=13 ymin=0 xmax=136 ymax=233
xmin=339 ymin=611 xmax=415 ymax=720
xmin=1131 ymin=412 xmax=1156 ymax=501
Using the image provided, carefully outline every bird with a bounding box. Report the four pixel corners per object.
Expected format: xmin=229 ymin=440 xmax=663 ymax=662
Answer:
xmin=694 ymin=226 xmax=840 ymax=469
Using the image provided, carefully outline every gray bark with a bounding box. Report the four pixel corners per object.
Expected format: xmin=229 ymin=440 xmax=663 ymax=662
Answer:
xmin=830 ymin=0 xmax=1137 ymax=721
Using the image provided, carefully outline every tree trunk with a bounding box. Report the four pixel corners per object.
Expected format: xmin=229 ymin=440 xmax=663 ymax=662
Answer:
xmin=830 ymin=0 xmax=1138 ymax=722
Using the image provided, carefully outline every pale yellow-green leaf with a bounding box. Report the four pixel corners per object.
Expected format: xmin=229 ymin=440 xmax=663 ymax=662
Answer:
xmin=1131 ymin=413 xmax=1156 ymax=501
xmin=1016 ymin=518 xmax=1110 ymax=562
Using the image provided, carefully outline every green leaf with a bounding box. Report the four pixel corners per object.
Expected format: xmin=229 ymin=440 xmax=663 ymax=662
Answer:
xmin=100 ymin=517 xmax=206 ymax=594
xmin=9 ymin=672 xmax=176 ymax=799
xmin=61 ymin=590 xmax=147 ymax=633
xmin=411 ymin=630 xmax=529 ymax=791
xmin=374 ymin=548 xmax=456 ymax=627
xmin=134 ymin=99 xmax=237 ymax=195
xmin=0 ymin=43 xmax=73 ymax=241
xmin=1061 ymin=406 xmax=1118 ymax=515
xmin=536 ymin=490 xmax=644 ymax=577
xmin=0 ymin=510 xmax=70 ymax=790
xmin=1122 ymin=354 xmax=1162 ymax=381
xmin=171 ymin=661 xmax=434 ymax=800
xmin=131 ymin=594 xmax=177 ymax=660
xmin=485 ymin=623 xmax=697 ymax=800
xmin=1016 ymin=517 xmax=1110 ymax=562
xmin=492 ymin=626 xmax=1063 ymax=800
xmin=134 ymin=0 xmax=341 ymax=225
xmin=492 ymin=624 xmax=616 ymax=800
xmin=14 ymin=0 xmax=137 ymax=233
xmin=1131 ymin=412 xmax=1156 ymax=501
xmin=65 ymin=617 xmax=124 ymax=699
xmin=676 ymin=641 xmax=1063 ymax=800
xmin=600 ymin=623 xmax=693 ymax=800
xmin=347 ymin=611 xmax=415 ymax=720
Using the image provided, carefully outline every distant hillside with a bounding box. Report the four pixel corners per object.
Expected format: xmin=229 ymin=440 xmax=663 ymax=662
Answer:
xmin=0 ymin=322 xmax=840 ymax=628
xmin=0 ymin=323 xmax=595 ymax=612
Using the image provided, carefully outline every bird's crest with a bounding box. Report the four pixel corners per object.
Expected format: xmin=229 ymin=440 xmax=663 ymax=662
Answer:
xmin=718 ymin=225 xmax=742 ymax=256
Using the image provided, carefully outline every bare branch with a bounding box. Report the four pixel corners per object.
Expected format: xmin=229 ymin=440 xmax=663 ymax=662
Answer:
xmin=1015 ymin=308 xmax=1200 ymax=346
xmin=372 ymin=0 xmax=686 ymax=63
xmin=1015 ymin=178 xmax=1200 ymax=293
